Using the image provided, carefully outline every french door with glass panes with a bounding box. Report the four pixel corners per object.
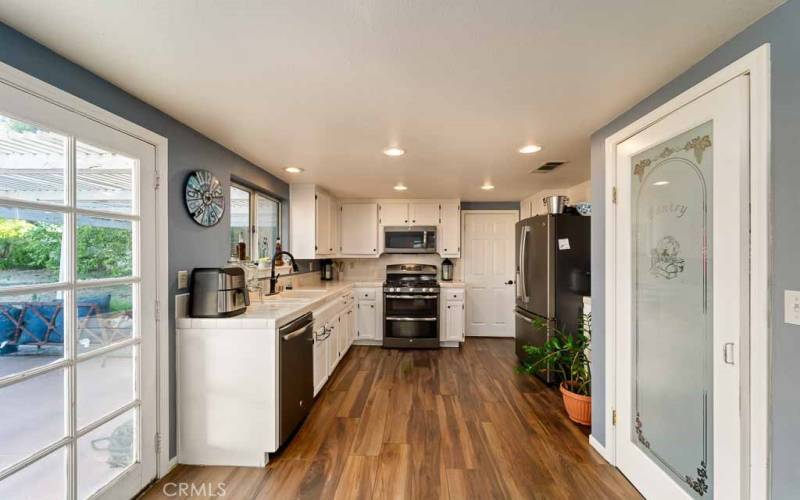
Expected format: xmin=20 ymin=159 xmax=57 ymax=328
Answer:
xmin=0 ymin=77 xmax=157 ymax=499
xmin=614 ymin=75 xmax=749 ymax=499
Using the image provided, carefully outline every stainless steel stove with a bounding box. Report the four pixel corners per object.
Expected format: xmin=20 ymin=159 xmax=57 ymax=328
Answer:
xmin=383 ymin=264 xmax=440 ymax=349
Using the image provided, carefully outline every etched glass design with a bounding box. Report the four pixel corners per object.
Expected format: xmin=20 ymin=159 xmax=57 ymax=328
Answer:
xmin=631 ymin=121 xmax=713 ymax=497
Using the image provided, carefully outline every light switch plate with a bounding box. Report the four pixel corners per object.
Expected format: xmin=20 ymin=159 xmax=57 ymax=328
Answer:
xmin=177 ymin=270 xmax=189 ymax=289
xmin=785 ymin=290 xmax=800 ymax=325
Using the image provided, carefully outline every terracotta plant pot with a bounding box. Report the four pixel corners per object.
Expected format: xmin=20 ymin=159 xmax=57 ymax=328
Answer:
xmin=560 ymin=382 xmax=591 ymax=426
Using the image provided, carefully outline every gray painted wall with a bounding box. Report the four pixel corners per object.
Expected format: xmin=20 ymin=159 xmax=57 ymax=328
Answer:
xmin=590 ymin=1 xmax=800 ymax=496
xmin=0 ymin=22 xmax=289 ymax=458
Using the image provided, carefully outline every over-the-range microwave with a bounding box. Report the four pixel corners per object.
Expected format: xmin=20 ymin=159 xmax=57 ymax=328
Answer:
xmin=383 ymin=226 xmax=437 ymax=254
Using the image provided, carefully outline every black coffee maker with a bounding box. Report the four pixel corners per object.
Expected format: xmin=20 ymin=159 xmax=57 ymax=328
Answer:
xmin=320 ymin=259 xmax=334 ymax=281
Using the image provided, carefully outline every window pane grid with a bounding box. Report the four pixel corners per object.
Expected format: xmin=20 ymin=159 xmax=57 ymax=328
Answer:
xmin=0 ymin=111 xmax=141 ymax=499
xmin=230 ymin=183 xmax=281 ymax=261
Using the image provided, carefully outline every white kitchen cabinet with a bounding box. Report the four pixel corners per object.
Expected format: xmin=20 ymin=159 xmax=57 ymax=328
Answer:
xmin=355 ymin=287 xmax=382 ymax=342
xmin=379 ymin=200 xmax=440 ymax=226
xmin=357 ymin=301 xmax=378 ymax=340
xmin=444 ymin=301 xmax=465 ymax=342
xmin=346 ymin=305 xmax=356 ymax=347
xmin=327 ymin=314 xmax=340 ymax=370
xmin=330 ymin=198 xmax=339 ymax=257
xmin=520 ymin=198 xmax=533 ymax=219
xmin=441 ymin=287 xmax=466 ymax=343
xmin=409 ymin=201 xmax=439 ymax=225
xmin=289 ymin=184 xmax=336 ymax=259
xmin=313 ymin=323 xmax=329 ymax=396
xmin=316 ymin=191 xmax=334 ymax=255
xmin=438 ymin=202 xmax=460 ymax=257
xmin=340 ymin=203 xmax=379 ymax=255
xmin=379 ymin=201 xmax=409 ymax=226
xmin=337 ymin=313 xmax=348 ymax=362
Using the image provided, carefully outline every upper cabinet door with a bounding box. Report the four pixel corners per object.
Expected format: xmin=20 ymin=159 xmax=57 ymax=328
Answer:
xmin=379 ymin=201 xmax=409 ymax=226
xmin=409 ymin=201 xmax=439 ymax=226
xmin=439 ymin=202 xmax=460 ymax=257
xmin=340 ymin=203 xmax=378 ymax=255
xmin=315 ymin=191 xmax=332 ymax=255
xmin=520 ymin=199 xmax=532 ymax=219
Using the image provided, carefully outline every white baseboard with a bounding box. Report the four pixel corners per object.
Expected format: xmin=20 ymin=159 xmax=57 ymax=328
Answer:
xmin=589 ymin=435 xmax=612 ymax=464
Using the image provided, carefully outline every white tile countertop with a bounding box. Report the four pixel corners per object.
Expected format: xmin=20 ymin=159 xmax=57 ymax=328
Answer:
xmin=438 ymin=281 xmax=465 ymax=288
xmin=177 ymin=280 xmax=378 ymax=330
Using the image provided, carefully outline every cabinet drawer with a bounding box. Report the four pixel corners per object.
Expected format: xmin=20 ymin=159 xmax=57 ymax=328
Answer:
xmin=445 ymin=289 xmax=465 ymax=302
xmin=356 ymin=289 xmax=377 ymax=301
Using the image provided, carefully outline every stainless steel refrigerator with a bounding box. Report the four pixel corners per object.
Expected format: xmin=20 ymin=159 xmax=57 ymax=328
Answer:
xmin=514 ymin=214 xmax=590 ymax=382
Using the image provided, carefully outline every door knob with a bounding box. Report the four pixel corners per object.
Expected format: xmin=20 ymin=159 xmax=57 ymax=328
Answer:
xmin=505 ymin=280 xmax=514 ymax=285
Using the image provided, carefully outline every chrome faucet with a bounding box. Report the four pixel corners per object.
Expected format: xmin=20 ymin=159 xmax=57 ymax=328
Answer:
xmin=269 ymin=250 xmax=299 ymax=295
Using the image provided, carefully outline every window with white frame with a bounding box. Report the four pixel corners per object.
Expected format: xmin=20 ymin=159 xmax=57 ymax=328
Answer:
xmin=229 ymin=183 xmax=281 ymax=261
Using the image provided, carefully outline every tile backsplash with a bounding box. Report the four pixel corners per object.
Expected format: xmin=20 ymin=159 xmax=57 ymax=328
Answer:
xmin=336 ymin=254 xmax=462 ymax=281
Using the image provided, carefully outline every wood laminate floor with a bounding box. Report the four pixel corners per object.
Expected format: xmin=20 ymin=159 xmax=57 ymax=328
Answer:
xmin=141 ymin=339 xmax=641 ymax=499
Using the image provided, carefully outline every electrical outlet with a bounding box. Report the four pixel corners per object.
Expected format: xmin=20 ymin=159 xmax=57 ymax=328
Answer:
xmin=178 ymin=270 xmax=189 ymax=289
xmin=785 ymin=290 xmax=800 ymax=326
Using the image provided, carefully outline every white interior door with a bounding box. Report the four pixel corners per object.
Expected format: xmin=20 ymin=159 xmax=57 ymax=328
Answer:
xmin=0 ymin=78 xmax=157 ymax=499
xmin=614 ymin=75 xmax=749 ymax=499
xmin=463 ymin=211 xmax=517 ymax=337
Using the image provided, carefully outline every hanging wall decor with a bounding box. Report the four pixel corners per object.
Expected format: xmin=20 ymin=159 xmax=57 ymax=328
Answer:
xmin=185 ymin=170 xmax=225 ymax=227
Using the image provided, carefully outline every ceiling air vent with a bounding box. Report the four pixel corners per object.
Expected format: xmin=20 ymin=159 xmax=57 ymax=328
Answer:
xmin=531 ymin=161 xmax=567 ymax=173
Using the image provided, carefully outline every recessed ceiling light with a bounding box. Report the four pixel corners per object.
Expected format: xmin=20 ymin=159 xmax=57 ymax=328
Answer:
xmin=383 ymin=147 xmax=405 ymax=157
xmin=518 ymin=144 xmax=542 ymax=154
xmin=393 ymin=183 xmax=408 ymax=191
xmin=653 ymin=180 xmax=670 ymax=186
xmin=481 ymin=183 xmax=495 ymax=191
xmin=284 ymin=166 xmax=304 ymax=173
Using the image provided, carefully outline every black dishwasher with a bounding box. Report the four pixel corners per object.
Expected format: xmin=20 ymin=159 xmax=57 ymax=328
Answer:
xmin=278 ymin=312 xmax=314 ymax=447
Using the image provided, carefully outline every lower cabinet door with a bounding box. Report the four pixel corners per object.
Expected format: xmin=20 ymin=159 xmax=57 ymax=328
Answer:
xmin=346 ymin=307 xmax=355 ymax=347
xmin=357 ymin=301 xmax=377 ymax=340
xmin=337 ymin=315 xmax=347 ymax=360
xmin=313 ymin=330 xmax=328 ymax=396
xmin=445 ymin=301 xmax=465 ymax=341
xmin=327 ymin=319 xmax=339 ymax=372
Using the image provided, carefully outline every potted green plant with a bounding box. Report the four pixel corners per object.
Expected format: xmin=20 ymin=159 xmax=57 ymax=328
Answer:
xmin=520 ymin=314 xmax=591 ymax=425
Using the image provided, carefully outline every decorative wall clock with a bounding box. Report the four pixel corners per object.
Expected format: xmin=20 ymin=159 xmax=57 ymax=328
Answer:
xmin=185 ymin=170 xmax=225 ymax=227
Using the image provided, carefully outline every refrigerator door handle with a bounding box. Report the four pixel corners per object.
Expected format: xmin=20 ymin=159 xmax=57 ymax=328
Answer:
xmin=518 ymin=226 xmax=530 ymax=303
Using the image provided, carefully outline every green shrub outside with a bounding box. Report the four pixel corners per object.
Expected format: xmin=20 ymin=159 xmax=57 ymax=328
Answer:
xmin=0 ymin=219 xmax=132 ymax=280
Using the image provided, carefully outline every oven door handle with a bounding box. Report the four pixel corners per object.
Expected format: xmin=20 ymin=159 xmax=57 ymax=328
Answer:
xmin=385 ymin=295 xmax=438 ymax=299
xmin=385 ymin=316 xmax=438 ymax=322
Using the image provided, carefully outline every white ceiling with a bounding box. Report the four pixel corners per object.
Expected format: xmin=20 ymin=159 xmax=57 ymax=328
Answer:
xmin=0 ymin=0 xmax=783 ymax=201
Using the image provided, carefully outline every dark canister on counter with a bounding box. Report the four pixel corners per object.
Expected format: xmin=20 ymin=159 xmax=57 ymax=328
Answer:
xmin=441 ymin=258 xmax=453 ymax=281
xmin=320 ymin=259 xmax=334 ymax=281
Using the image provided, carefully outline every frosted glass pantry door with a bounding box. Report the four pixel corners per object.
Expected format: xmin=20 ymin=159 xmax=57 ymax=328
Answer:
xmin=633 ymin=121 xmax=713 ymax=497
xmin=615 ymin=75 xmax=749 ymax=500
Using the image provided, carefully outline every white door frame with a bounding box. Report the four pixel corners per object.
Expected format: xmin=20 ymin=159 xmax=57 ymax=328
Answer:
xmin=461 ymin=209 xmax=519 ymax=337
xmin=601 ymin=44 xmax=770 ymax=498
xmin=0 ymin=61 xmax=173 ymax=478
